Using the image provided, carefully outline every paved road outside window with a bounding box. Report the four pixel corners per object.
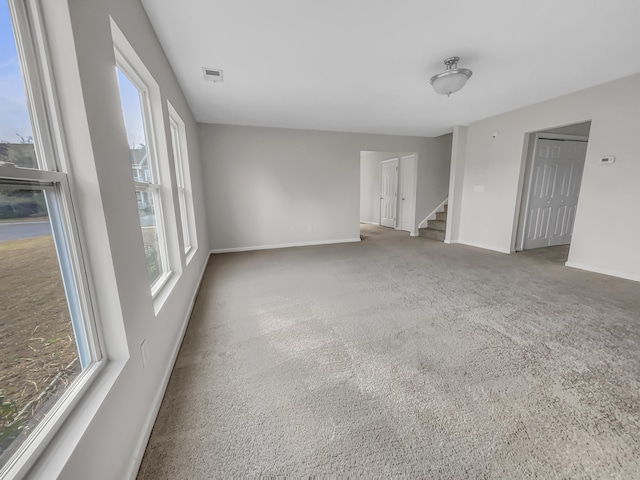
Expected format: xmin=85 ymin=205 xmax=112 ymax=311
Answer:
xmin=0 ymin=221 xmax=51 ymax=242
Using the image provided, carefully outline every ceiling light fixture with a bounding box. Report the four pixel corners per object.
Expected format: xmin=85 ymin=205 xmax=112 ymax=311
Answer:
xmin=429 ymin=57 xmax=472 ymax=96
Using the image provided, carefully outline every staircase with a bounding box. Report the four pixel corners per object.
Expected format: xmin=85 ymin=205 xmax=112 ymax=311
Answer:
xmin=419 ymin=204 xmax=447 ymax=241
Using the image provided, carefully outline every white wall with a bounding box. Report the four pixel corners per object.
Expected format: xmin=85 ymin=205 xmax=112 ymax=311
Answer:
xmin=201 ymin=125 xmax=451 ymax=251
xmin=27 ymin=0 xmax=210 ymax=478
xmin=445 ymin=126 xmax=467 ymax=243
xmin=360 ymin=152 xmax=382 ymax=224
xmin=455 ymin=74 xmax=640 ymax=280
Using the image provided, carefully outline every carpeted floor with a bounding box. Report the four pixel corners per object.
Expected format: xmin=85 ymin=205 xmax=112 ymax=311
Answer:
xmin=138 ymin=225 xmax=640 ymax=479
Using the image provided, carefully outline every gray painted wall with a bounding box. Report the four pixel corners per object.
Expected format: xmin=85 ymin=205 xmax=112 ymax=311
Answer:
xmin=200 ymin=125 xmax=451 ymax=250
xmin=454 ymin=74 xmax=640 ymax=280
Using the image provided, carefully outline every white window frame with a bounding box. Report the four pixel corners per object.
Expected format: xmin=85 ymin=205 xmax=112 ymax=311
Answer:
xmin=1 ymin=0 xmax=104 ymax=477
xmin=167 ymin=102 xmax=197 ymax=263
xmin=114 ymin=46 xmax=173 ymax=298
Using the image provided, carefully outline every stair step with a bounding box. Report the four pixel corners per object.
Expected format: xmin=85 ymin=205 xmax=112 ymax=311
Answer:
xmin=435 ymin=211 xmax=447 ymax=221
xmin=428 ymin=220 xmax=446 ymax=231
xmin=419 ymin=228 xmax=445 ymax=241
xmin=443 ymin=204 xmax=448 ymax=212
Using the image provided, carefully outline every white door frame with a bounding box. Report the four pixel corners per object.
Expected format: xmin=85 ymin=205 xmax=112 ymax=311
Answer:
xmin=514 ymin=133 xmax=588 ymax=252
xmin=398 ymin=154 xmax=418 ymax=235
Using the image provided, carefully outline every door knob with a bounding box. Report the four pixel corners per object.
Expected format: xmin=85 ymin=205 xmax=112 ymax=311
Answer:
xmin=402 ymin=198 xmax=406 ymax=201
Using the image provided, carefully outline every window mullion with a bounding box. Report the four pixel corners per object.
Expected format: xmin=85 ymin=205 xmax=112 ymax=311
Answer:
xmin=0 ymin=165 xmax=66 ymax=183
xmin=133 ymin=181 xmax=160 ymax=190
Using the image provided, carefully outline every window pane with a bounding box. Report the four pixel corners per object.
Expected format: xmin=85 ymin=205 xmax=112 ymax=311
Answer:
xmin=116 ymin=65 xmax=169 ymax=287
xmin=115 ymin=67 xmax=151 ymax=183
xmin=169 ymin=120 xmax=191 ymax=252
xmin=0 ymin=188 xmax=82 ymax=467
xmin=137 ymin=189 xmax=163 ymax=284
xmin=0 ymin=1 xmax=38 ymax=169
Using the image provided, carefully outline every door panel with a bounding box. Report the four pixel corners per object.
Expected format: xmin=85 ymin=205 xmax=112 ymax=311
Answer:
xmin=523 ymin=139 xmax=586 ymax=250
xmin=380 ymin=159 xmax=398 ymax=228
xmin=524 ymin=150 xmax=560 ymax=249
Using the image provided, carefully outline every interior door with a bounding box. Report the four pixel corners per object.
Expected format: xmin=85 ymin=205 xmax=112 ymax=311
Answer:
xmin=523 ymin=139 xmax=586 ymax=249
xmin=400 ymin=155 xmax=416 ymax=232
xmin=550 ymin=141 xmax=587 ymax=246
xmin=380 ymin=158 xmax=398 ymax=228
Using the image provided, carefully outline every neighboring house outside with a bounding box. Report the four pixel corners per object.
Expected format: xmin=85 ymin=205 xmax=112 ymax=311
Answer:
xmin=129 ymin=146 xmax=153 ymax=211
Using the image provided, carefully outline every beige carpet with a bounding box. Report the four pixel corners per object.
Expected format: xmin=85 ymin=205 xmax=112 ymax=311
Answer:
xmin=138 ymin=225 xmax=640 ymax=478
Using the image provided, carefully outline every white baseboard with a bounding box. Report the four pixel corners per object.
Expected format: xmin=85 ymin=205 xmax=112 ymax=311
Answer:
xmin=458 ymin=239 xmax=511 ymax=254
xmin=565 ymin=261 xmax=640 ymax=282
xmin=124 ymin=255 xmax=209 ymax=480
xmin=210 ymin=238 xmax=361 ymax=254
xmin=359 ymin=220 xmax=379 ymax=225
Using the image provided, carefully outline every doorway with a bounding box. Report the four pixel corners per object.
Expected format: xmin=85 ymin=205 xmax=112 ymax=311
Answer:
xmin=359 ymin=151 xmax=417 ymax=232
xmin=515 ymin=121 xmax=591 ymax=253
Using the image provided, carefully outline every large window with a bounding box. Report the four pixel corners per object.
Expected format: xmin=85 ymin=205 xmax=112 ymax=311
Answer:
xmin=0 ymin=0 xmax=102 ymax=476
xmin=115 ymin=59 xmax=171 ymax=293
xmin=167 ymin=103 xmax=197 ymax=261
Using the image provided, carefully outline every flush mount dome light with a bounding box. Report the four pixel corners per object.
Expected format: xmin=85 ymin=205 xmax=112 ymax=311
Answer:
xmin=429 ymin=56 xmax=473 ymax=96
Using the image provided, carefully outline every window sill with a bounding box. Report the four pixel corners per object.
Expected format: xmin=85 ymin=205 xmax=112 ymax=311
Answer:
xmin=151 ymin=270 xmax=180 ymax=315
xmin=185 ymin=246 xmax=197 ymax=266
xmin=3 ymin=356 xmax=125 ymax=480
xmin=150 ymin=270 xmax=172 ymax=300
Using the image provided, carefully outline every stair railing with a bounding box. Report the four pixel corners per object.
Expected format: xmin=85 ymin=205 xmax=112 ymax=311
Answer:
xmin=418 ymin=196 xmax=448 ymax=230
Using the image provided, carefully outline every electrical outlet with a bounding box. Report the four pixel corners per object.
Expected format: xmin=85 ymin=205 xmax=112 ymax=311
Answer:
xmin=290 ymin=226 xmax=296 ymax=233
xmin=307 ymin=226 xmax=313 ymax=232
xmin=140 ymin=339 xmax=149 ymax=369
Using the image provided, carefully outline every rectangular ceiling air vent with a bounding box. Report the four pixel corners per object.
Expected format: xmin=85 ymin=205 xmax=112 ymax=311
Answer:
xmin=202 ymin=67 xmax=223 ymax=82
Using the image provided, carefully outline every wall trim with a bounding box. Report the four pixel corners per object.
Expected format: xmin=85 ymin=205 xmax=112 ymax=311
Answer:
xmin=565 ymin=261 xmax=640 ymax=283
xmin=124 ymin=255 xmax=209 ymax=480
xmin=359 ymin=220 xmax=379 ymax=225
xmin=458 ymin=239 xmax=511 ymax=254
xmin=211 ymin=238 xmax=361 ymax=254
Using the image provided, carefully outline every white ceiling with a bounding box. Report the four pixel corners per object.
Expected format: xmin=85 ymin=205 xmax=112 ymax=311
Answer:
xmin=141 ymin=0 xmax=640 ymax=137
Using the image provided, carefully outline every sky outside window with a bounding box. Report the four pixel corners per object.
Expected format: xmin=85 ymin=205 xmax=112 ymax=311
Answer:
xmin=0 ymin=0 xmax=33 ymax=143
xmin=116 ymin=67 xmax=147 ymax=152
